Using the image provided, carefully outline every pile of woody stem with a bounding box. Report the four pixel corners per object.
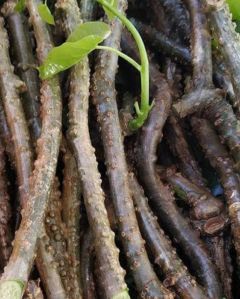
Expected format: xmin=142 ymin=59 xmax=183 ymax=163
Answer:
xmin=0 ymin=0 xmax=239 ymax=299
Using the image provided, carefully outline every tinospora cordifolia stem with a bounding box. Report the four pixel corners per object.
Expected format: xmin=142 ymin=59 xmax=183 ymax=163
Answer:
xmin=0 ymin=16 xmax=32 ymax=208
xmin=206 ymin=0 xmax=240 ymax=116
xmin=162 ymin=169 xmax=224 ymax=221
xmin=0 ymin=0 xmax=62 ymax=295
xmin=80 ymin=229 xmax=97 ymax=299
xmin=4 ymin=4 xmax=41 ymax=144
xmin=61 ymin=141 xmax=82 ymax=297
xmin=165 ymin=115 xmax=206 ymax=188
xmin=191 ymin=117 xmax=240 ymax=271
xmin=135 ymin=62 xmax=223 ymax=298
xmin=0 ymin=138 xmax=12 ymax=271
xmin=92 ymin=1 xmax=173 ymax=298
xmin=55 ymin=0 xmax=129 ymax=298
xmin=129 ymin=173 xmax=207 ymax=299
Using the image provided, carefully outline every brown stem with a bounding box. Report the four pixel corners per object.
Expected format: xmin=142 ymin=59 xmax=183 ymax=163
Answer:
xmin=165 ymin=115 xmax=206 ymax=187
xmin=130 ymin=173 xmax=207 ymax=299
xmin=135 ymin=65 xmax=222 ymax=298
xmin=0 ymin=16 xmax=32 ymax=208
xmin=183 ymin=0 xmax=212 ymax=87
xmin=191 ymin=117 xmax=240 ymax=270
xmin=44 ymin=177 xmax=73 ymax=298
xmin=61 ymin=141 xmax=82 ymax=297
xmin=4 ymin=5 xmax=41 ymax=144
xmin=0 ymin=98 xmax=15 ymax=165
xmin=92 ymin=1 xmax=172 ymax=298
xmin=56 ymin=1 xmax=129 ymax=298
xmin=162 ymin=169 xmax=224 ymax=221
xmin=80 ymin=230 xmax=97 ymax=299
xmin=0 ymin=138 xmax=12 ymax=270
xmin=206 ymin=0 xmax=240 ymax=115
xmin=0 ymin=0 xmax=62 ymax=292
xmin=36 ymin=235 xmax=67 ymax=299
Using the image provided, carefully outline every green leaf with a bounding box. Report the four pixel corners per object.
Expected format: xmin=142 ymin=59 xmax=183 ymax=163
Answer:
xmin=103 ymin=0 xmax=118 ymax=21
xmin=39 ymin=36 xmax=103 ymax=79
xmin=15 ymin=0 xmax=26 ymax=12
xmin=37 ymin=3 xmax=55 ymax=25
xmin=227 ymin=0 xmax=240 ymax=21
xmin=67 ymin=22 xmax=111 ymax=42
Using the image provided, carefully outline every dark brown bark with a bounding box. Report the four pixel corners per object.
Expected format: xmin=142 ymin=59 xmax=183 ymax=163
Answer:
xmin=130 ymin=173 xmax=207 ymax=299
xmin=61 ymin=141 xmax=82 ymax=297
xmin=80 ymin=230 xmax=97 ymax=299
xmin=165 ymin=115 xmax=205 ymax=187
xmin=207 ymin=0 xmax=240 ymax=115
xmin=56 ymin=1 xmax=129 ymax=298
xmin=4 ymin=6 xmax=41 ymax=144
xmin=191 ymin=117 xmax=240 ymax=270
xmin=0 ymin=0 xmax=62 ymax=292
xmin=0 ymin=138 xmax=12 ymax=270
xmin=135 ymin=64 xmax=222 ymax=298
xmin=162 ymin=169 xmax=223 ymax=221
xmin=92 ymin=1 xmax=173 ymax=298
xmin=0 ymin=16 xmax=32 ymax=208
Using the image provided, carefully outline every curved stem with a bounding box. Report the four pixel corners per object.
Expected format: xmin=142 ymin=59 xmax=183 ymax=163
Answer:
xmin=97 ymin=0 xmax=150 ymax=129
xmin=96 ymin=45 xmax=141 ymax=71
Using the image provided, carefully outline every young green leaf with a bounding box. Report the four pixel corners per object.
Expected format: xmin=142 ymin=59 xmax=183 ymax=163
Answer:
xmin=67 ymin=21 xmax=111 ymax=42
xmin=37 ymin=3 xmax=55 ymax=25
xmin=15 ymin=0 xmax=26 ymax=12
xmin=39 ymin=36 xmax=103 ymax=79
xmin=226 ymin=0 xmax=240 ymax=21
xmin=102 ymin=0 xmax=118 ymax=21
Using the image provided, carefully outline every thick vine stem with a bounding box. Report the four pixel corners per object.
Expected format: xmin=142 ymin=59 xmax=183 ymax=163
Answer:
xmin=92 ymin=1 xmax=172 ymax=298
xmin=3 ymin=1 xmax=41 ymax=144
xmin=129 ymin=173 xmax=207 ymax=299
xmin=0 ymin=16 xmax=32 ymax=208
xmin=135 ymin=63 xmax=222 ymax=298
xmin=191 ymin=117 xmax=240 ymax=270
xmin=206 ymin=0 xmax=240 ymax=114
xmin=158 ymin=0 xmax=190 ymax=43
xmin=183 ymin=0 xmax=212 ymax=87
xmin=171 ymin=0 xmax=215 ymax=113
xmin=0 ymin=0 xmax=62 ymax=295
xmin=0 ymin=138 xmax=12 ymax=270
xmin=80 ymin=230 xmax=97 ymax=299
xmin=44 ymin=177 xmax=73 ymax=298
xmin=36 ymin=235 xmax=67 ymax=299
xmin=0 ymin=99 xmax=15 ymax=166
xmin=61 ymin=141 xmax=82 ymax=297
xmin=56 ymin=1 xmax=129 ymax=298
xmin=165 ymin=115 xmax=206 ymax=187
xmin=2 ymin=4 xmax=66 ymax=296
xmin=162 ymin=168 xmax=223 ymax=221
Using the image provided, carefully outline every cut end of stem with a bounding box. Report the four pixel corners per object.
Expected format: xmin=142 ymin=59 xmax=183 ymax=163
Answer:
xmin=112 ymin=289 xmax=130 ymax=299
xmin=0 ymin=280 xmax=25 ymax=299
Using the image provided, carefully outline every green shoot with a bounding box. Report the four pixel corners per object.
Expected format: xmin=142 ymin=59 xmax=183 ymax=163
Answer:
xmin=97 ymin=0 xmax=151 ymax=130
xmin=40 ymin=0 xmax=151 ymax=129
